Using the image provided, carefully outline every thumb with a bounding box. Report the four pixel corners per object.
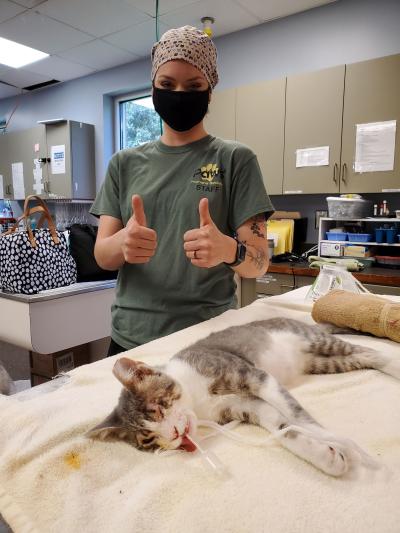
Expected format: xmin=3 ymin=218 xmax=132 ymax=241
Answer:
xmin=199 ymin=198 xmax=212 ymax=227
xmin=132 ymin=195 xmax=147 ymax=227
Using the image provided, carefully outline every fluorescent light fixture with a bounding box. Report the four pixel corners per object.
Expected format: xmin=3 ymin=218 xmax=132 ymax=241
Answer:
xmin=0 ymin=37 xmax=49 ymax=68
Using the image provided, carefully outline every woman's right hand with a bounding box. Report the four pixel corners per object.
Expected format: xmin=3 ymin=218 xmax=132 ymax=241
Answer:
xmin=122 ymin=195 xmax=157 ymax=264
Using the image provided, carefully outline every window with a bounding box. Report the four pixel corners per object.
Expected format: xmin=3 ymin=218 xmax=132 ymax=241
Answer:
xmin=115 ymin=93 xmax=161 ymax=150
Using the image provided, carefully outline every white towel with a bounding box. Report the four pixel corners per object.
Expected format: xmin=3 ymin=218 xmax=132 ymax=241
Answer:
xmin=0 ymin=288 xmax=399 ymax=533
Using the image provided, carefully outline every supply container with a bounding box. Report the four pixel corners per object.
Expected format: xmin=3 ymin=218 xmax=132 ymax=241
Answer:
xmin=347 ymin=233 xmax=372 ymax=242
xmin=326 ymin=232 xmax=347 ymax=241
xmin=375 ymin=228 xmax=385 ymax=243
xmin=326 ymin=197 xmax=373 ymax=219
xmin=385 ymin=228 xmax=397 ymax=244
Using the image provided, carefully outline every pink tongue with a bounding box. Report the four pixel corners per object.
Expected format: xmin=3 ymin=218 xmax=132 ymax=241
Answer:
xmin=180 ymin=435 xmax=197 ymax=453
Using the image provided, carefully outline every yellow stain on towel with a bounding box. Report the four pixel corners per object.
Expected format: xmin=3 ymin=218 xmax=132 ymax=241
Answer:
xmin=64 ymin=451 xmax=81 ymax=470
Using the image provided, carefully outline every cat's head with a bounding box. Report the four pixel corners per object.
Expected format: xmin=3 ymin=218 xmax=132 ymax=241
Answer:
xmin=87 ymin=357 xmax=197 ymax=452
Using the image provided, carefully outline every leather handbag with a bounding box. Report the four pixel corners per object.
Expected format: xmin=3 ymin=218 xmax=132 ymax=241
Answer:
xmin=0 ymin=195 xmax=77 ymax=294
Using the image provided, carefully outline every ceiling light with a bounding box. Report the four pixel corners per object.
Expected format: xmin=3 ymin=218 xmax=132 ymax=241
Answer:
xmin=0 ymin=37 xmax=49 ymax=68
xmin=201 ymin=17 xmax=215 ymax=38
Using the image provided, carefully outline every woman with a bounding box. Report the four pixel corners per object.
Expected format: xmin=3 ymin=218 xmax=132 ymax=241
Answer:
xmin=90 ymin=26 xmax=274 ymax=356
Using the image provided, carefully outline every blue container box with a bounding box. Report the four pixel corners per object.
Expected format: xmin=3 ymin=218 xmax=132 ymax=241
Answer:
xmin=347 ymin=233 xmax=372 ymax=242
xmin=326 ymin=232 xmax=347 ymax=241
xmin=375 ymin=228 xmax=385 ymax=243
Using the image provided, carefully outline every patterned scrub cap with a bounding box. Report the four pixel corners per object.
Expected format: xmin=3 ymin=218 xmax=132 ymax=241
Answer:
xmin=151 ymin=26 xmax=219 ymax=89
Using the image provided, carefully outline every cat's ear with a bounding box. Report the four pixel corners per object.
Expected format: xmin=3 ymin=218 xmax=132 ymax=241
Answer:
xmin=86 ymin=409 xmax=130 ymax=442
xmin=113 ymin=357 xmax=154 ymax=389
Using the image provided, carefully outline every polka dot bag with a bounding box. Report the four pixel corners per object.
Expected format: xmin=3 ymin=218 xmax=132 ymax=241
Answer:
xmin=0 ymin=195 xmax=77 ymax=294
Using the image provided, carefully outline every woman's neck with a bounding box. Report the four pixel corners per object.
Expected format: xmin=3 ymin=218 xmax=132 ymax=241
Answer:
xmin=160 ymin=122 xmax=208 ymax=146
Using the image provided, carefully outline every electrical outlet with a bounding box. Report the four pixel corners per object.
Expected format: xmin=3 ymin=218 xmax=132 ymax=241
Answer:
xmin=315 ymin=210 xmax=328 ymax=229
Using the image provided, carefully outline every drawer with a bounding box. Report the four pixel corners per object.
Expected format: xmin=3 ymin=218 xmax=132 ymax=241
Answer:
xmin=257 ymin=273 xmax=295 ymax=296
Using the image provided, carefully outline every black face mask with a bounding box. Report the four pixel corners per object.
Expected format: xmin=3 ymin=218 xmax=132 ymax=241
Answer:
xmin=152 ymin=86 xmax=210 ymax=132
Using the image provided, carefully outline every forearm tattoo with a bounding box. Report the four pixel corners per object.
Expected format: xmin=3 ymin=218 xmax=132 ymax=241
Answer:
xmin=249 ymin=214 xmax=266 ymax=239
xmin=245 ymin=243 xmax=267 ymax=271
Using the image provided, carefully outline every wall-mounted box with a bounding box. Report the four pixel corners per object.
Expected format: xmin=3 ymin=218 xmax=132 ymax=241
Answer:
xmin=0 ymin=120 xmax=95 ymax=201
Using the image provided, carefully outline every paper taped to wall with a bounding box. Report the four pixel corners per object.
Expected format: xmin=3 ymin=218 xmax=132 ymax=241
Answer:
xmin=0 ymin=175 xmax=3 ymax=199
xmin=296 ymin=146 xmax=330 ymax=167
xmin=11 ymin=162 xmax=25 ymax=200
xmin=354 ymin=120 xmax=396 ymax=173
xmin=51 ymin=144 xmax=66 ymax=174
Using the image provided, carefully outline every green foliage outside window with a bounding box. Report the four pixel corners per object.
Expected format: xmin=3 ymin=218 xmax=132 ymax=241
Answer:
xmin=119 ymin=96 xmax=161 ymax=149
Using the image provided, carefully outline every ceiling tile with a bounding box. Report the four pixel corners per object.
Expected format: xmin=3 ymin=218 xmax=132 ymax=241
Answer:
xmin=0 ymin=81 xmax=22 ymax=98
xmin=9 ymin=0 xmax=47 ymax=7
xmin=24 ymin=55 xmax=95 ymax=81
xmin=0 ymin=64 xmax=50 ymax=88
xmin=0 ymin=0 xmax=26 ymax=23
xmin=0 ymin=11 xmax=93 ymax=54
xmin=103 ymin=19 xmax=169 ymax=57
xmin=160 ymin=0 xmax=260 ymax=38
xmin=234 ymin=0 xmax=336 ymax=22
xmin=37 ymin=0 xmax=151 ymax=38
xmin=124 ymin=0 xmax=199 ymax=17
xmin=58 ymin=39 xmax=138 ymax=70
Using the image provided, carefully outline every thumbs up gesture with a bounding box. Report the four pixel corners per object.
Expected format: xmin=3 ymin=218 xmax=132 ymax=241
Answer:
xmin=183 ymin=198 xmax=237 ymax=268
xmin=122 ymin=195 xmax=157 ymax=264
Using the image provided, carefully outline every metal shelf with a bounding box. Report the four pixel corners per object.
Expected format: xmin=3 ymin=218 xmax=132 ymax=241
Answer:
xmin=320 ymin=240 xmax=400 ymax=246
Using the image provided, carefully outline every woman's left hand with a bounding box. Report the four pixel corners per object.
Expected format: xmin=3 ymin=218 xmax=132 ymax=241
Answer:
xmin=183 ymin=198 xmax=237 ymax=268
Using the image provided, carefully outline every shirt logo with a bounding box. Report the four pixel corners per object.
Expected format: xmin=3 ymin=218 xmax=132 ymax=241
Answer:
xmin=191 ymin=162 xmax=224 ymax=192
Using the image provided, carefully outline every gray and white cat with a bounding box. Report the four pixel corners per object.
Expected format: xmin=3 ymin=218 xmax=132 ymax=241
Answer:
xmin=0 ymin=363 xmax=13 ymax=396
xmin=89 ymin=318 xmax=400 ymax=476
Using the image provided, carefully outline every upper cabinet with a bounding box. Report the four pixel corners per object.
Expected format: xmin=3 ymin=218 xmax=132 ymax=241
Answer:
xmin=205 ymin=80 xmax=286 ymax=196
xmin=340 ymin=54 xmax=400 ymax=193
xmin=204 ymin=88 xmax=236 ymax=140
xmin=283 ymin=66 xmax=345 ymax=194
xmin=0 ymin=120 xmax=95 ymax=201
xmin=236 ymin=78 xmax=286 ymax=195
xmin=205 ymin=53 xmax=400 ymax=196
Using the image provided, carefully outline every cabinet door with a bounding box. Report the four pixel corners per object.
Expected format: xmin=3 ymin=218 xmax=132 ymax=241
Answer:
xmin=0 ymin=126 xmax=47 ymax=199
xmin=236 ymin=78 xmax=285 ymax=195
xmin=204 ymin=88 xmax=236 ymax=140
xmin=341 ymin=54 xmax=400 ymax=193
xmin=46 ymin=122 xmax=72 ymax=199
xmin=283 ymin=65 xmax=345 ymax=194
xmin=0 ymin=133 xmax=12 ymax=199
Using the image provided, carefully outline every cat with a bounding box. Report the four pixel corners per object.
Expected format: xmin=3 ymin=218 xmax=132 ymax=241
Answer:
xmin=0 ymin=363 xmax=13 ymax=396
xmin=88 ymin=317 xmax=400 ymax=477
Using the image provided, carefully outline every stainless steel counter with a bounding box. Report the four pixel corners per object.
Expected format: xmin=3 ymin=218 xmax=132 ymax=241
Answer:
xmin=0 ymin=279 xmax=116 ymax=303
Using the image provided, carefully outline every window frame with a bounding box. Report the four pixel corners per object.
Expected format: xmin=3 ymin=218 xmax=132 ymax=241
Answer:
xmin=114 ymin=89 xmax=160 ymax=152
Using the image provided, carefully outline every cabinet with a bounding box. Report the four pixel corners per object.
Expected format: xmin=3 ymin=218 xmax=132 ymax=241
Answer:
xmin=0 ymin=125 xmax=48 ymax=199
xmin=204 ymin=88 xmax=236 ymax=140
xmin=283 ymin=65 xmax=345 ymax=194
xmin=236 ymin=78 xmax=286 ymax=195
xmin=205 ymin=80 xmax=286 ymax=196
xmin=340 ymin=54 xmax=400 ymax=193
xmin=283 ymin=54 xmax=400 ymax=195
xmin=0 ymin=120 xmax=95 ymax=200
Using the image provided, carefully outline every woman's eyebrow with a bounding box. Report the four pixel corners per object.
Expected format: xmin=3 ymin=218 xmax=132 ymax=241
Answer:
xmin=157 ymin=75 xmax=204 ymax=81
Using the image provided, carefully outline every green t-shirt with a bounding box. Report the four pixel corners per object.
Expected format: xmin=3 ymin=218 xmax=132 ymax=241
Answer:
xmin=90 ymin=135 xmax=274 ymax=349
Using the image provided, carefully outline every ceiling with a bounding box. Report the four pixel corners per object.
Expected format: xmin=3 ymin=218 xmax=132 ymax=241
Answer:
xmin=0 ymin=0 xmax=337 ymax=99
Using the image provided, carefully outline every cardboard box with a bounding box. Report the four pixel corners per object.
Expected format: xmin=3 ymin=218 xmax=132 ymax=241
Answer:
xmin=30 ymin=343 xmax=90 ymax=385
xmin=320 ymin=242 xmax=344 ymax=257
xmin=343 ymin=245 xmax=372 ymax=258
